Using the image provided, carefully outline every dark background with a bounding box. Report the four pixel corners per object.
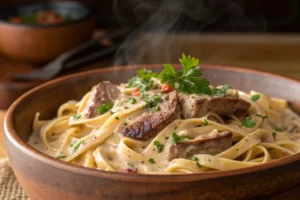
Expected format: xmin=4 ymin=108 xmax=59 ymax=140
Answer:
xmin=0 ymin=0 xmax=300 ymax=33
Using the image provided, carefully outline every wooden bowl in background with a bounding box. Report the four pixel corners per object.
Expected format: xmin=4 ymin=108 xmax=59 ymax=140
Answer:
xmin=0 ymin=1 xmax=96 ymax=64
xmin=4 ymin=65 xmax=300 ymax=200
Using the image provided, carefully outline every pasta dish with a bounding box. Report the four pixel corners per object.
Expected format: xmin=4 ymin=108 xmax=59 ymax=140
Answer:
xmin=28 ymin=54 xmax=300 ymax=174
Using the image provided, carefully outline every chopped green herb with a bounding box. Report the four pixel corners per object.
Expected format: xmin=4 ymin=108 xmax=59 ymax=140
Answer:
xmin=172 ymin=132 xmax=193 ymax=145
xmin=149 ymin=158 xmax=155 ymax=164
xmin=256 ymin=114 xmax=268 ymax=119
xmin=128 ymin=69 xmax=158 ymax=92
xmin=143 ymin=94 xmax=163 ymax=110
xmin=192 ymin=157 xmax=202 ymax=168
xmin=124 ymin=106 xmax=129 ymax=109
xmin=251 ymin=94 xmax=260 ymax=102
xmin=110 ymin=111 xmax=115 ymax=115
xmin=70 ymin=140 xmax=76 ymax=148
xmin=129 ymin=98 xmax=137 ymax=104
xmin=128 ymin=163 xmax=134 ymax=168
xmin=165 ymin=137 xmax=169 ymax=140
xmin=272 ymin=132 xmax=277 ymax=139
xmin=203 ymin=119 xmax=209 ymax=126
xmin=98 ymin=102 xmax=114 ymax=114
xmin=211 ymin=84 xmax=231 ymax=97
xmin=196 ymin=162 xmax=202 ymax=168
xmin=56 ymin=155 xmax=66 ymax=159
xmin=153 ymin=140 xmax=164 ymax=153
xmin=70 ymin=139 xmax=84 ymax=154
xmin=115 ymin=116 xmax=120 ymax=120
xmin=72 ymin=114 xmax=81 ymax=120
xmin=241 ymin=117 xmax=256 ymax=128
xmin=158 ymin=53 xmax=211 ymax=95
xmin=192 ymin=157 xmax=199 ymax=162
xmin=275 ymin=128 xmax=283 ymax=132
xmin=123 ymin=122 xmax=128 ymax=126
xmin=151 ymin=106 xmax=161 ymax=112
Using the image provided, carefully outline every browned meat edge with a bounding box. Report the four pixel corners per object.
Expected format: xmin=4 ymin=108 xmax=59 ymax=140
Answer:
xmin=83 ymin=81 xmax=120 ymax=118
xmin=120 ymin=90 xmax=179 ymax=140
xmin=168 ymin=131 xmax=232 ymax=161
xmin=180 ymin=95 xmax=251 ymax=119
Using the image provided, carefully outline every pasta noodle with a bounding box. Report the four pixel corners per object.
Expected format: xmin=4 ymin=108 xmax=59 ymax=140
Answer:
xmin=28 ymin=72 xmax=300 ymax=174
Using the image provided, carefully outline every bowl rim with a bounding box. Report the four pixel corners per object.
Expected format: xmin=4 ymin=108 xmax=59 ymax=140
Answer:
xmin=5 ymin=64 xmax=300 ymax=183
xmin=0 ymin=1 xmax=95 ymax=29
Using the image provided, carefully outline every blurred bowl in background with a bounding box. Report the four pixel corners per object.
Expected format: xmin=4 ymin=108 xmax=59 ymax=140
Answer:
xmin=0 ymin=1 xmax=96 ymax=64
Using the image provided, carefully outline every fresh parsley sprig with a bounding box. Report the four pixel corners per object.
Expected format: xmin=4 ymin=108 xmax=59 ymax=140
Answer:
xmin=158 ymin=53 xmax=211 ymax=95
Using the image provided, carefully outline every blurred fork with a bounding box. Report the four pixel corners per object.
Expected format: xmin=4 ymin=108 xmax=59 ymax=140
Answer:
xmin=11 ymin=28 xmax=131 ymax=81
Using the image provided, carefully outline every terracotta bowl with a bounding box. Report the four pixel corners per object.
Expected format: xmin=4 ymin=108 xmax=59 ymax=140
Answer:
xmin=4 ymin=65 xmax=300 ymax=200
xmin=0 ymin=2 xmax=95 ymax=64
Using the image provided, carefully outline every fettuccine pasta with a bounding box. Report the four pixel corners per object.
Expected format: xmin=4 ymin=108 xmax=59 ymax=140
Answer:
xmin=28 ymin=55 xmax=300 ymax=174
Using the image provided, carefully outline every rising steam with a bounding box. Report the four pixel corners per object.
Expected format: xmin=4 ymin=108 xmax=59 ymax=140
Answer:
xmin=113 ymin=0 xmax=269 ymax=66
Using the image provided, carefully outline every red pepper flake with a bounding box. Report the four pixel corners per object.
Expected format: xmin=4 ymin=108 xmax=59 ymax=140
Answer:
xmin=161 ymin=83 xmax=173 ymax=93
xmin=131 ymin=88 xmax=140 ymax=96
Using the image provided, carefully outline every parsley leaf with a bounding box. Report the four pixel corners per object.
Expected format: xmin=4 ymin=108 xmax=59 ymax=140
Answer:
xmin=192 ymin=157 xmax=199 ymax=162
xmin=128 ymin=163 xmax=135 ymax=168
xmin=275 ymin=128 xmax=283 ymax=132
xmin=72 ymin=114 xmax=81 ymax=120
xmin=241 ymin=117 xmax=256 ymax=128
xmin=142 ymin=94 xmax=162 ymax=110
xmin=128 ymin=69 xmax=158 ymax=92
xmin=158 ymin=54 xmax=211 ymax=95
xmin=203 ymin=119 xmax=209 ymax=126
xmin=192 ymin=157 xmax=202 ymax=168
xmin=98 ymin=102 xmax=114 ymax=114
xmin=211 ymin=84 xmax=231 ymax=97
xmin=129 ymin=98 xmax=137 ymax=104
xmin=149 ymin=158 xmax=155 ymax=164
xmin=153 ymin=140 xmax=164 ymax=153
xmin=272 ymin=132 xmax=277 ymax=139
xmin=196 ymin=162 xmax=202 ymax=168
xmin=179 ymin=53 xmax=199 ymax=74
xmin=56 ymin=155 xmax=66 ymax=159
xmin=137 ymin=69 xmax=158 ymax=81
xmin=251 ymin=94 xmax=260 ymax=102
xmin=70 ymin=139 xmax=84 ymax=154
xmin=159 ymin=64 xmax=177 ymax=88
xmin=172 ymin=132 xmax=193 ymax=145
xmin=256 ymin=114 xmax=268 ymax=119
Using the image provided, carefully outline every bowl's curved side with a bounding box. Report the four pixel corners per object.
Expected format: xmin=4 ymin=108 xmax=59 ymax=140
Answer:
xmin=0 ymin=1 xmax=96 ymax=64
xmin=5 ymin=65 xmax=300 ymax=200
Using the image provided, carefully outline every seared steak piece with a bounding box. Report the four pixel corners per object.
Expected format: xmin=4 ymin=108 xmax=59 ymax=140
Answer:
xmin=83 ymin=81 xmax=120 ymax=118
xmin=169 ymin=131 xmax=232 ymax=160
xmin=179 ymin=94 xmax=250 ymax=119
xmin=121 ymin=90 xmax=179 ymax=140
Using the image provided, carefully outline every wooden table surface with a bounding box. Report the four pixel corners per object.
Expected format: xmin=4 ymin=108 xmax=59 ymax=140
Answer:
xmin=1 ymin=34 xmax=300 ymax=199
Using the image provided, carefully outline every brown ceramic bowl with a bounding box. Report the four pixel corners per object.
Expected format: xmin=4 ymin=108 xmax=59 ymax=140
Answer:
xmin=0 ymin=2 xmax=95 ymax=64
xmin=4 ymin=65 xmax=300 ymax=200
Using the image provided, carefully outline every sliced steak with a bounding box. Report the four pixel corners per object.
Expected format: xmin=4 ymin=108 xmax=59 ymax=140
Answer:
xmin=179 ymin=94 xmax=250 ymax=119
xmin=83 ymin=81 xmax=120 ymax=118
xmin=121 ymin=90 xmax=179 ymax=140
xmin=169 ymin=131 xmax=232 ymax=160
